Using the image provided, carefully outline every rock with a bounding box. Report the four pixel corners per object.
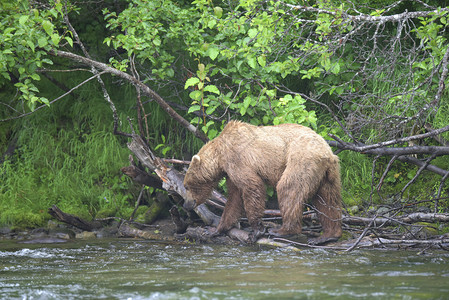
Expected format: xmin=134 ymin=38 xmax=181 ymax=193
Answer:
xmin=30 ymin=228 xmax=49 ymax=239
xmin=49 ymin=228 xmax=76 ymax=239
xmin=95 ymin=226 xmax=118 ymax=238
xmin=76 ymin=231 xmax=97 ymax=239
xmin=0 ymin=227 xmax=12 ymax=235
xmin=47 ymin=220 xmax=59 ymax=230
xmin=348 ymin=206 xmax=359 ymax=215
xmin=377 ymin=207 xmax=390 ymax=216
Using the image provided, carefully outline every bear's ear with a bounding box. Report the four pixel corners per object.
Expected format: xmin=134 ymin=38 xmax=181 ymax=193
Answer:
xmin=192 ymin=155 xmax=201 ymax=164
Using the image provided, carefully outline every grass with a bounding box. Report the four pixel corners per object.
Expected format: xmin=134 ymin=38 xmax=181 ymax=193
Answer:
xmin=0 ymin=71 xmax=205 ymax=229
xmin=0 ymin=113 xmax=134 ymax=228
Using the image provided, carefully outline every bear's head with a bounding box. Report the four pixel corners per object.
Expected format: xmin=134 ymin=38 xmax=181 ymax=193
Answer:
xmin=183 ymin=154 xmax=217 ymax=210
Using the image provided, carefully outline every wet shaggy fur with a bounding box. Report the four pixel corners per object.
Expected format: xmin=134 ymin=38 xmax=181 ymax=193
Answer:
xmin=183 ymin=121 xmax=342 ymax=242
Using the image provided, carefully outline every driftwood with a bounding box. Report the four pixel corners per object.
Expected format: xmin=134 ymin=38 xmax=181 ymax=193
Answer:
xmin=337 ymin=236 xmax=449 ymax=250
xmin=342 ymin=213 xmax=449 ymax=227
xmin=169 ymin=206 xmax=188 ymax=234
xmin=48 ymin=205 xmax=103 ymax=231
xmin=118 ymin=223 xmax=174 ymax=241
xmin=121 ymin=164 xmax=162 ymax=189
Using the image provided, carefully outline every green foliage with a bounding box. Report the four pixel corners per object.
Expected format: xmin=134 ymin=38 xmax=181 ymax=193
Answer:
xmin=0 ymin=0 xmax=73 ymax=110
xmin=185 ymin=0 xmax=320 ymax=129
xmin=103 ymin=0 xmax=200 ymax=79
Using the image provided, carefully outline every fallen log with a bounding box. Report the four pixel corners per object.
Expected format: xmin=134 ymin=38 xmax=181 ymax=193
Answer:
xmin=342 ymin=213 xmax=449 ymax=226
xmin=48 ymin=205 xmax=102 ymax=231
xmin=337 ymin=236 xmax=449 ymax=250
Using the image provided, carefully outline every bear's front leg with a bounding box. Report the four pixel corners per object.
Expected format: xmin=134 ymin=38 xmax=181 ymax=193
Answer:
xmin=215 ymin=178 xmax=244 ymax=235
xmin=240 ymin=176 xmax=267 ymax=243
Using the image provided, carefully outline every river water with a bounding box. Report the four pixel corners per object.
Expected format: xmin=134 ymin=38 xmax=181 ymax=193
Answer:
xmin=1 ymin=239 xmax=448 ymax=299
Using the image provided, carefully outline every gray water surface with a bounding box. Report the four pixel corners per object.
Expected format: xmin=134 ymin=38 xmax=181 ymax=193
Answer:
xmin=1 ymin=239 xmax=448 ymax=299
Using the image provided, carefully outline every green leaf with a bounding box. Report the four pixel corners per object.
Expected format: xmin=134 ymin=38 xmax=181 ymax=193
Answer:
xmin=188 ymin=105 xmax=201 ymax=114
xmin=55 ymin=2 xmax=63 ymax=14
xmin=42 ymin=58 xmax=53 ymax=65
xmin=153 ymin=38 xmax=161 ymax=46
xmin=30 ymin=73 xmax=40 ymax=81
xmin=65 ymin=36 xmax=73 ymax=47
xmin=197 ymin=63 xmax=206 ymax=80
xmin=248 ymin=56 xmax=257 ymax=69
xmin=207 ymin=129 xmax=218 ymax=140
xmin=331 ymin=62 xmax=340 ymax=75
xmin=40 ymin=97 xmax=50 ymax=105
xmin=185 ymin=77 xmax=200 ymax=89
xmin=257 ymin=55 xmax=266 ymax=67
xmin=208 ymin=19 xmax=217 ymax=29
xmin=51 ymin=33 xmax=60 ymax=46
xmin=38 ymin=37 xmax=48 ymax=48
xmin=42 ymin=20 xmax=54 ymax=36
xmin=27 ymin=40 xmax=35 ymax=51
xmin=214 ymin=6 xmax=223 ymax=19
xmin=203 ymin=85 xmax=220 ymax=95
xmin=162 ymin=146 xmax=171 ymax=156
xmin=189 ymin=90 xmax=202 ymax=101
xmin=248 ymin=28 xmax=258 ymax=38
xmin=19 ymin=15 xmax=29 ymax=25
xmin=2 ymin=72 xmax=11 ymax=80
xmin=206 ymin=46 xmax=219 ymax=61
xmin=206 ymin=105 xmax=217 ymax=115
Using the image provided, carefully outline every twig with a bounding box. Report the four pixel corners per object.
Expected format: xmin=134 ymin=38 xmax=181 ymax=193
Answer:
xmin=345 ymin=215 xmax=377 ymax=252
xmin=129 ymin=186 xmax=145 ymax=221
xmin=376 ymin=155 xmax=399 ymax=191
xmin=162 ymin=158 xmax=191 ymax=165
xmin=0 ymin=71 xmax=107 ymax=122
xmin=400 ymin=154 xmax=437 ymax=195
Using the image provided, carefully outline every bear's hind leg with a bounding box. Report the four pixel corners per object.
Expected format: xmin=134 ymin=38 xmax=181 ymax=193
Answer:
xmin=274 ymin=162 xmax=324 ymax=237
xmin=274 ymin=186 xmax=305 ymax=236
xmin=310 ymin=179 xmax=342 ymax=245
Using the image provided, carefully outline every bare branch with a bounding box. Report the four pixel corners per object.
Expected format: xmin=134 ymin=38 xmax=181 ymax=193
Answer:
xmin=0 ymin=71 xmax=107 ymax=122
xmin=50 ymin=50 xmax=209 ymax=143
xmin=282 ymin=1 xmax=448 ymax=23
xmin=328 ymin=137 xmax=449 ymax=178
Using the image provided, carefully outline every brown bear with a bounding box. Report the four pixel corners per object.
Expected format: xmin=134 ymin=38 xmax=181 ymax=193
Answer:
xmin=183 ymin=121 xmax=342 ymax=244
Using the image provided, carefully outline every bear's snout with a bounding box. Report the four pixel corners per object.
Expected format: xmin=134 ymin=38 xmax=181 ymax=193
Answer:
xmin=183 ymin=190 xmax=196 ymax=210
xmin=183 ymin=199 xmax=196 ymax=210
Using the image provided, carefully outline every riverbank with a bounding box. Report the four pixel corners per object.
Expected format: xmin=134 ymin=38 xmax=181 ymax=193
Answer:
xmin=0 ymin=218 xmax=178 ymax=245
xmin=2 ymin=216 xmax=449 ymax=252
